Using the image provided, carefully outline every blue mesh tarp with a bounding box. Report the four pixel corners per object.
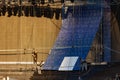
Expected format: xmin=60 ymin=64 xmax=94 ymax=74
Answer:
xmin=43 ymin=4 xmax=102 ymax=70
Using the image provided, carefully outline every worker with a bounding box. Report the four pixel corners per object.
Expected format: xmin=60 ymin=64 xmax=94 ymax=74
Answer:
xmin=80 ymin=58 xmax=88 ymax=72
xmin=32 ymin=49 xmax=38 ymax=64
xmin=40 ymin=60 xmax=45 ymax=68
xmin=24 ymin=6 xmax=30 ymax=17
xmin=18 ymin=5 xmax=23 ymax=17
xmin=1 ymin=5 xmax=6 ymax=16
xmin=55 ymin=8 xmax=61 ymax=20
xmin=13 ymin=4 xmax=18 ymax=16
xmin=115 ymin=74 xmax=120 ymax=80
xmin=36 ymin=60 xmax=45 ymax=74
xmin=7 ymin=5 xmax=12 ymax=17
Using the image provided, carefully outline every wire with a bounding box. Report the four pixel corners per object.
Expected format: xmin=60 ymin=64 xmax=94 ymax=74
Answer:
xmin=50 ymin=19 xmax=61 ymax=30
xmin=104 ymin=46 xmax=120 ymax=54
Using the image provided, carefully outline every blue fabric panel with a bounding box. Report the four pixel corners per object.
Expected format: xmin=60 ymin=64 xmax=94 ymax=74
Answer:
xmin=103 ymin=7 xmax=111 ymax=62
xmin=43 ymin=48 xmax=72 ymax=70
xmin=43 ymin=4 xmax=102 ymax=70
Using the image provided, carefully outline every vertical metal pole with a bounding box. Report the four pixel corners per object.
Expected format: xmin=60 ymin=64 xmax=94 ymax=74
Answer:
xmin=100 ymin=3 xmax=103 ymax=62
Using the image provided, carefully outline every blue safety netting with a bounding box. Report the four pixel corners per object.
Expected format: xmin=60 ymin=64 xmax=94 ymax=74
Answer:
xmin=43 ymin=4 xmax=103 ymax=70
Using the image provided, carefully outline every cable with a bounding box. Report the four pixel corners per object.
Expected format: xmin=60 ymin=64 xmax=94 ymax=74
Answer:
xmin=26 ymin=20 xmax=34 ymax=49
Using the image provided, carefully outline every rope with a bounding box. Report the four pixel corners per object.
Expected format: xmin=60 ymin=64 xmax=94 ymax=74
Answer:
xmin=26 ymin=12 xmax=34 ymax=49
xmin=5 ymin=17 xmax=8 ymax=77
